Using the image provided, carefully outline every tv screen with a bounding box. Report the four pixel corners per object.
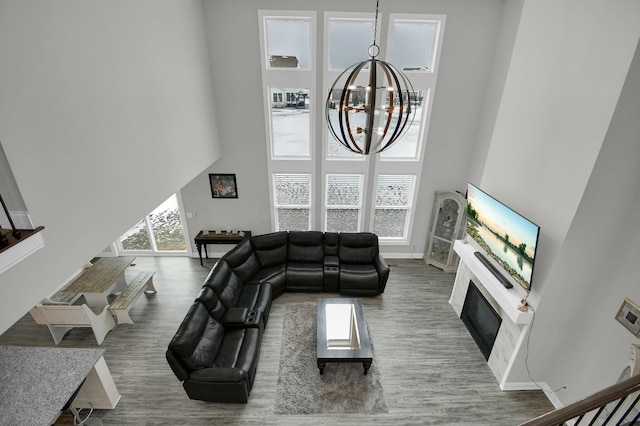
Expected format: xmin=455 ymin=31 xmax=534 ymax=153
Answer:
xmin=466 ymin=183 xmax=540 ymax=292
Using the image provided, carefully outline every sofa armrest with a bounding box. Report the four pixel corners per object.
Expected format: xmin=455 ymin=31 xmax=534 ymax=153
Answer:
xmin=166 ymin=349 xmax=191 ymax=382
xmin=374 ymin=254 xmax=390 ymax=294
xmin=222 ymin=307 xmax=249 ymax=326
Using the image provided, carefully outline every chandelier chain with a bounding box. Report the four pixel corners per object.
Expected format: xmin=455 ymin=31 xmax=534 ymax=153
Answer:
xmin=373 ymin=0 xmax=379 ymax=47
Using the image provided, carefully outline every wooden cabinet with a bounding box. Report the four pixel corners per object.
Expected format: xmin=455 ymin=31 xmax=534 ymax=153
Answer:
xmin=425 ymin=191 xmax=466 ymax=272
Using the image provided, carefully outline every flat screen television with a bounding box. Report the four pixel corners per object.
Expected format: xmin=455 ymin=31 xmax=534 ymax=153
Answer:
xmin=466 ymin=183 xmax=540 ymax=292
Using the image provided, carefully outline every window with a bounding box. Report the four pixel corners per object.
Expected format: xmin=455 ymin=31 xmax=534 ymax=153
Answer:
xmin=265 ymin=17 xmax=311 ymax=70
xmin=260 ymin=11 xmax=445 ymax=243
xmin=373 ymin=175 xmax=415 ymax=239
xmin=325 ymin=174 xmax=363 ymax=232
xmin=269 ymin=87 xmax=310 ymax=157
xmin=118 ymin=194 xmax=188 ymax=254
xmin=273 ymin=174 xmax=311 ymax=231
xmin=388 ymin=19 xmax=439 ymax=72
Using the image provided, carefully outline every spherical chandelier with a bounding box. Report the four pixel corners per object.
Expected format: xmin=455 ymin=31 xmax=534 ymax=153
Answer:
xmin=326 ymin=0 xmax=415 ymax=155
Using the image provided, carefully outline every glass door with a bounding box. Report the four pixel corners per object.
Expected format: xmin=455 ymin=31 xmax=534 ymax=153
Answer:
xmin=117 ymin=194 xmax=188 ymax=255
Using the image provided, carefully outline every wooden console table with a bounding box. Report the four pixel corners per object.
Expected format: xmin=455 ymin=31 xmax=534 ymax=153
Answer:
xmin=194 ymin=230 xmax=252 ymax=266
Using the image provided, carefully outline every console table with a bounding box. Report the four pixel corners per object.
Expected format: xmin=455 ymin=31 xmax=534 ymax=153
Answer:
xmin=194 ymin=230 xmax=252 ymax=266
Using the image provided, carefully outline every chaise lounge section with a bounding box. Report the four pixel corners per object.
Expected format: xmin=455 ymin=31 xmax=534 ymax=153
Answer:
xmin=166 ymin=231 xmax=389 ymax=403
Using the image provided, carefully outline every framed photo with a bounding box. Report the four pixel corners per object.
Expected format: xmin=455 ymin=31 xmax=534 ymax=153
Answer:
xmin=209 ymin=174 xmax=238 ymax=199
xmin=615 ymin=298 xmax=640 ymax=338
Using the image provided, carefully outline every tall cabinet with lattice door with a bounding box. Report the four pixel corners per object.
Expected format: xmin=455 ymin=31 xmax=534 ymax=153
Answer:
xmin=425 ymin=191 xmax=466 ymax=272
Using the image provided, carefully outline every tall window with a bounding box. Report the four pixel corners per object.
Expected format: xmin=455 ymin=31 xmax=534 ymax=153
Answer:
xmin=260 ymin=10 xmax=445 ymax=244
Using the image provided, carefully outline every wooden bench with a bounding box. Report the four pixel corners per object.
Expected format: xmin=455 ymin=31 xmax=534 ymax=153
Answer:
xmin=29 ymin=304 xmax=116 ymax=345
xmin=109 ymin=271 xmax=156 ymax=325
xmin=41 ymin=289 xmax=82 ymax=305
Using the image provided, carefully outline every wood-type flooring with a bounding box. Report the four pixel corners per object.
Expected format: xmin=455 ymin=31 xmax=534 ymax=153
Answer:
xmin=0 ymin=257 xmax=554 ymax=425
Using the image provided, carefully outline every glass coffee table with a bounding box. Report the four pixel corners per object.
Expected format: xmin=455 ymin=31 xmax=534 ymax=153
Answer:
xmin=317 ymin=298 xmax=373 ymax=375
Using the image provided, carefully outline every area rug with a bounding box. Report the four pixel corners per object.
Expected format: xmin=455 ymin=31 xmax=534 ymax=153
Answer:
xmin=273 ymin=302 xmax=388 ymax=415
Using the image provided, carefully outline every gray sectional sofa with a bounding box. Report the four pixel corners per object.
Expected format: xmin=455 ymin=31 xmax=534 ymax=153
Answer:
xmin=166 ymin=231 xmax=389 ymax=403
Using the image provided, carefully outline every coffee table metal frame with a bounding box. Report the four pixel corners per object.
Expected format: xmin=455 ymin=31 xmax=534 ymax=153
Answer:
xmin=316 ymin=297 xmax=373 ymax=375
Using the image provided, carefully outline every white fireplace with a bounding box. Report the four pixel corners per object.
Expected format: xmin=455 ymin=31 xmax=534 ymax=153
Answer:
xmin=450 ymin=240 xmax=535 ymax=390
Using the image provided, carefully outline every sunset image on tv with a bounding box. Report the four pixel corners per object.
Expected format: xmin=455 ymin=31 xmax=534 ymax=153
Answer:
xmin=466 ymin=184 xmax=540 ymax=291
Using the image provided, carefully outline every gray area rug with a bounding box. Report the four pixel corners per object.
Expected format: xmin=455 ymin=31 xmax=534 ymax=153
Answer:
xmin=274 ymin=302 xmax=388 ymax=415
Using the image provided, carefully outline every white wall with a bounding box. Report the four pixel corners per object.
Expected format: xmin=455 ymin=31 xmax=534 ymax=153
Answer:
xmin=181 ymin=0 xmax=511 ymax=256
xmin=0 ymin=0 xmax=222 ymax=334
xmin=479 ymin=0 xmax=640 ymax=404
xmin=526 ymin=38 xmax=640 ymax=404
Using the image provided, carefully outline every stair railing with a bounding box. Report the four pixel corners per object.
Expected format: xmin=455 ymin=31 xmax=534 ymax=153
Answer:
xmin=520 ymin=374 xmax=640 ymax=426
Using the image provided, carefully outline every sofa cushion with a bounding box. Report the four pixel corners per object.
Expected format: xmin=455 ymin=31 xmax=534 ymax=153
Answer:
xmin=339 ymin=264 xmax=380 ymax=295
xmin=339 ymin=232 xmax=378 ymax=264
xmin=288 ymin=231 xmax=324 ymax=263
xmin=195 ymin=287 xmax=226 ymax=322
xmin=250 ymin=231 xmax=288 ymax=268
xmin=246 ymin=264 xmax=286 ymax=297
xmin=223 ymin=238 xmax=261 ymax=282
xmin=286 ymin=262 xmax=324 ymax=291
xmin=204 ymin=260 xmax=244 ymax=309
xmin=168 ymin=302 xmax=225 ymax=371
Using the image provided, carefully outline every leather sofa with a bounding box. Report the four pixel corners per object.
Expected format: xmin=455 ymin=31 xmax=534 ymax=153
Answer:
xmin=166 ymin=231 xmax=389 ymax=403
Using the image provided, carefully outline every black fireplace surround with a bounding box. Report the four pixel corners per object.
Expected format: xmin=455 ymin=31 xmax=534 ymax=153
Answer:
xmin=460 ymin=281 xmax=502 ymax=360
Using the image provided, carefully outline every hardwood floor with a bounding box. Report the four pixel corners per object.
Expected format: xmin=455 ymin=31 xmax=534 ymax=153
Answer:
xmin=0 ymin=257 xmax=554 ymax=425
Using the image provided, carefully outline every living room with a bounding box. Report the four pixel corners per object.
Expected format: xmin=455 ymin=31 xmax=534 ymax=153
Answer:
xmin=1 ymin=0 xmax=640 ymax=423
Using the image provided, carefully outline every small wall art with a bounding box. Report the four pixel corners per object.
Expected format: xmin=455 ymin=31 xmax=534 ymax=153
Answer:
xmin=209 ymin=174 xmax=238 ymax=199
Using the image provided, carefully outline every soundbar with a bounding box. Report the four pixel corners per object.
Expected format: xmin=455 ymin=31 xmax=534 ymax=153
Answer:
xmin=473 ymin=251 xmax=513 ymax=289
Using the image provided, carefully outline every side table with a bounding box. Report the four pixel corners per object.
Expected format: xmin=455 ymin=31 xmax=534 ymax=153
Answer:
xmin=194 ymin=230 xmax=252 ymax=266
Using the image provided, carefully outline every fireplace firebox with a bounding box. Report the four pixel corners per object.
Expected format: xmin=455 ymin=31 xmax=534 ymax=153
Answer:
xmin=460 ymin=281 xmax=502 ymax=360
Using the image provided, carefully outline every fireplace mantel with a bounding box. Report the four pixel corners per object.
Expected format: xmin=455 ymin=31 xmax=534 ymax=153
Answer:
xmin=453 ymin=240 xmax=532 ymax=324
xmin=450 ymin=239 xmax=538 ymax=390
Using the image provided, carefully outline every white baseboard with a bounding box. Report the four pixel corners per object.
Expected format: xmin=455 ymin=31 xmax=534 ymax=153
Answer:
xmin=500 ymin=380 xmax=564 ymax=413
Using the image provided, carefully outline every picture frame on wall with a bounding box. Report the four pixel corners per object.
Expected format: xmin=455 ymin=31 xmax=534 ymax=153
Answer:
xmin=615 ymin=298 xmax=640 ymax=338
xmin=209 ymin=174 xmax=238 ymax=199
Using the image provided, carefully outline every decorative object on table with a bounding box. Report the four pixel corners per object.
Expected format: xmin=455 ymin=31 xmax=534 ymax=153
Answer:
xmin=517 ymin=291 xmax=530 ymax=312
xmin=616 ymin=298 xmax=640 ymax=338
xmin=209 ymin=174 xmax=238 ymax=198
xmin=274 ymin=302 xmax=388 ymax=415
xmin=425 ymin=191 xmax=466 ymax=272
xmin=325 ymin=0 xmax=415 ymax=155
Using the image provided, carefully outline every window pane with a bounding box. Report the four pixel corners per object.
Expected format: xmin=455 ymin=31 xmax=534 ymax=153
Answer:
xmin=381 ymin=91 xmax=426 ymax=159
xmin=274 ymin=174 xmax=311 ymax=206
xmin=327 ymin=209 xmax=359 ymax=232
xmin=119 ymin=220 xmax=152 ymax=250
xmin=326 ymin=174 xmax=361 ymax=206
xmin=373 ymin=175 xmax=413 ymax=238
xmin=328 ymin=18 xmax=373 ymax=70
xmin=374 ymin=208 xmax=408 ymax=238
xmin=375 ymin=175 xmax=413 ymax=206
xmin=277 ymin=208 xmax=309 ymax=231
xmin=149 ymin=194 xmax=187 ymax=251
xmin=271 ymin=87 xmax=310 ymax=157
xmin=266 ymin=18 xmax=310 ymax=69
xmin=388 ymin=20 xmax=437 ymax=71
xmin=327 ymin=128 xmax=362 ymax=158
